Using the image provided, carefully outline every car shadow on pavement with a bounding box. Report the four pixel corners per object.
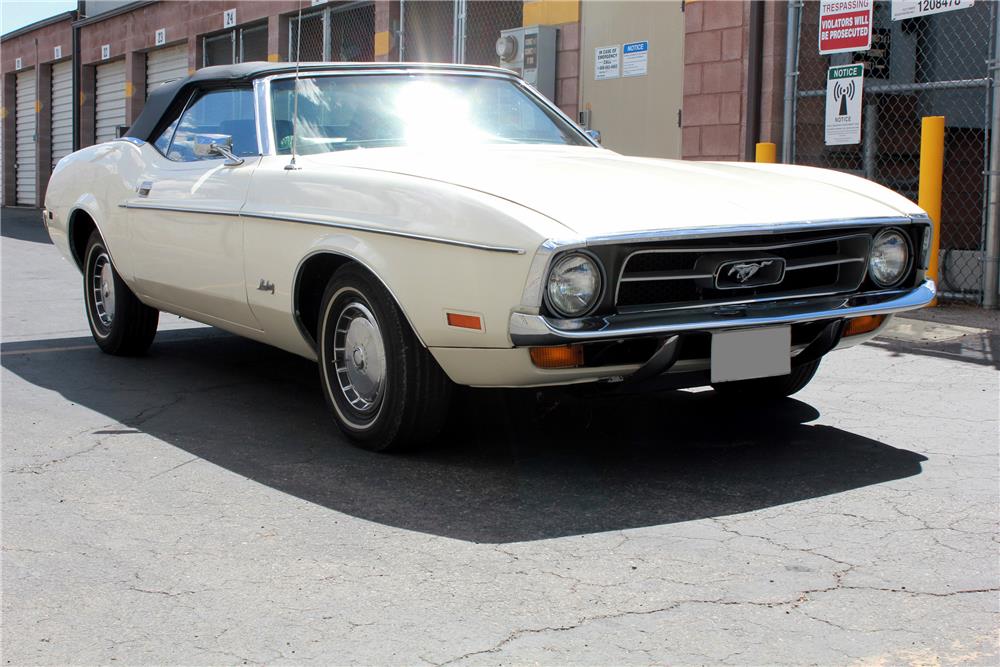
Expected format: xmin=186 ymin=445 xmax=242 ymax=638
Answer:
xmin=2 ymin=328 xmax=927 ymax=544
xmin=1 ymin=208 xmax=50 ymax=245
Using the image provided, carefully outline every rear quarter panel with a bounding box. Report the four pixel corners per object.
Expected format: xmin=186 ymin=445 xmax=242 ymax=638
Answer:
xmin=44 ymin=140 xmax=146 ymax=280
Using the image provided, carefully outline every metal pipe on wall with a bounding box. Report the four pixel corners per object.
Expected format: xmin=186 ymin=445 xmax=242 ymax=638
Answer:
xmin=781 ymin=0 xmax=802 ymax=163
xmin=744 ymin=0 xmax=765 ymax=161
xmin=984 ymin=5 xmax=1000 ymax=308
xmin=72 ymin=1 xmax=83 ymax=152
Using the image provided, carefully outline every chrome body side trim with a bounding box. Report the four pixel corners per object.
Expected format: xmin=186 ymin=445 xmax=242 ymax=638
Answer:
xmin=117 ymin=202 xmax=526 ymax=254
xmin=508 ymin=279 xmax=935 ymax=346
xmin=252 ymin=78 xmax=272 ymax=156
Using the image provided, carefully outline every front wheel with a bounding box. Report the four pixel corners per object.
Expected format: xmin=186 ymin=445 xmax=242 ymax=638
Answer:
xmin=84 ymin=231 xmax=159 ymax=355
xmin=317 ymin=265 xmax=452 ymax=452
xmin=711 ymin=358 xmax=822 ymax=400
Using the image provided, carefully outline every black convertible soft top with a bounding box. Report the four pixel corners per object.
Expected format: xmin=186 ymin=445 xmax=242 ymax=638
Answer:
xmin=125 ymin=62 xmax=513 ymax=141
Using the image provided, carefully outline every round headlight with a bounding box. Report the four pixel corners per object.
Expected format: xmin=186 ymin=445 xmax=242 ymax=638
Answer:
xmin=545 ymin=253 xmax=603 ymax=318
xmin=869 ymin=228 xmax=911 ymax=288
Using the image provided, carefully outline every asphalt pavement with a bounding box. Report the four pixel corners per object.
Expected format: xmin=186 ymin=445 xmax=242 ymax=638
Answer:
xmin=3 ymin=207 xmax=998 ymax=665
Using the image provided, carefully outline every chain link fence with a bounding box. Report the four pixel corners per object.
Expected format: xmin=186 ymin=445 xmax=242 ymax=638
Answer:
xmin=400 ymin=0 xmax=522 ymax=65
xmin=289 ymin=1 xmax=376 ymax=63
xmin=790 ymin=0 xmax=996 ymax=303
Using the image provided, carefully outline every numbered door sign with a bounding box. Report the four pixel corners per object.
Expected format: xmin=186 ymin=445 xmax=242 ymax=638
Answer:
xmin=819 ymin=0 xmax=873 ymax=54
xmin=891 ymin=0 xmax=974 ymax=20
xmin=826 ymin=64 xmax=865 ymax=146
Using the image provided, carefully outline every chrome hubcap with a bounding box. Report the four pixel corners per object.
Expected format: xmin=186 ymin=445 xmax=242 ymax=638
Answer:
xmin=332 ymin=301 xmax=385 ymax=413
xmin=92 ymin=252 xmax=116 ymax=327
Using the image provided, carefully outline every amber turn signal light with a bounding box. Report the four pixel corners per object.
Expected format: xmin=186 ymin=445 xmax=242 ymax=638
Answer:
xmin=446 ymin=312 xmax=483 ymax=330
xmin=529 ymin=344 xmax=584 ymax=369
xmin=843 ymin=314 xmax=886 ymax=337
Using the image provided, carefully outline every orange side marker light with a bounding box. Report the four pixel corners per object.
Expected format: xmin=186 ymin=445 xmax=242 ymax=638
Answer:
xmin=446 ymin=312 xmax=482 ymax=330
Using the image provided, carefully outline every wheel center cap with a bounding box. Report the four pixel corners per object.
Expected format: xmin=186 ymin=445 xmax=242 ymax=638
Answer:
xmin=352 ymin=346 xmax=366 ymax=369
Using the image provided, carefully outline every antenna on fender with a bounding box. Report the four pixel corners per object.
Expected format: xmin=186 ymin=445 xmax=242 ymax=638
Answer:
xmin=284 ymin=0 xmax=304 ymax=170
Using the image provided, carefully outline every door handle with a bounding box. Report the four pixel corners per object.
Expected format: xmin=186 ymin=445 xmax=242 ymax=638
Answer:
xmin=137 ymin=181 xmax=153 ymax=197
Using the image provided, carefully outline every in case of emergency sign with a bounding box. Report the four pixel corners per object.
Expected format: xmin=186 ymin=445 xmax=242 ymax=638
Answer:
xmin=819 ymin=0 xmax=873 ymax=54
xmin=826 ymin=64 xmax=865 ymax=146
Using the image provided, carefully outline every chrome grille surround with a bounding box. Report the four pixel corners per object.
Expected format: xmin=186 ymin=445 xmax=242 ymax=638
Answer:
xmin=615 ymin=231 xmax=873 ymax=312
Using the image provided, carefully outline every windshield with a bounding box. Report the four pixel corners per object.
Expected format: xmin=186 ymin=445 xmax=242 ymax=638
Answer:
xmin=270 ymin=73 xmax=590 ymax=154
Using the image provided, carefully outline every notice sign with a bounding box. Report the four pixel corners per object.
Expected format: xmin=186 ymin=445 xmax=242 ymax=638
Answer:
xmin=595 ymin=45 xmax=620 ymax=80
xmin=622 ymin=41 xmax=648 ymax=77
xmin=891 ymin=0 xmax=974 ymax=20
xmin=819 ymin=0 xmax=873 ymax=54
xmin=826 ymin=64 xmax=864 ymax=145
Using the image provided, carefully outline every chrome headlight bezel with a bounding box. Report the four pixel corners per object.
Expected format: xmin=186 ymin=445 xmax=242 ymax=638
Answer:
xmin=868 ymin=227 xmax=913 ymax=289
xmin=544 ymin=251 xmax=605 ymax=319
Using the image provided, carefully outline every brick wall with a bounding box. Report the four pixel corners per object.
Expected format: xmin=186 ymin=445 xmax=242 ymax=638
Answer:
xmin=1 ymin=14 xmax=75 ymax=206
xmin=682 ymin=0 xmax=787 ymax=162
xmin=78 ymin=0 xmax=304 ymax=145
xmin=682 ymin=0 xmax=747 ymax=161
xmin=555 ymin=21 xmax=580 ymax=121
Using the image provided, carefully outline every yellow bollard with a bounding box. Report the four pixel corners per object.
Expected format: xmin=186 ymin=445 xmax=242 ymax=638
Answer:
xmin=755 ymin=142 xmax=777 ymax=163
xmin=918 ymin=116 xmax=945 ymax=306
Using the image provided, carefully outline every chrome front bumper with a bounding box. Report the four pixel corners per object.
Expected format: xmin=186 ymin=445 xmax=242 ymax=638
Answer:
xmin=509 ymin=279 xmax=935 ymax=346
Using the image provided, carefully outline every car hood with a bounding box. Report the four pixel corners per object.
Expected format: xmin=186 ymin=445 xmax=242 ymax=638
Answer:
xmin=305 ymin=145 xmax=924 ymax=238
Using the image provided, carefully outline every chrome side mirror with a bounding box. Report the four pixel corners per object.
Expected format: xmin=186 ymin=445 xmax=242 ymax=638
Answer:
xmin=585 ymin=129 xmax=602 ymax=145
xmin=192 ymin=133 xmax=244 ymax=166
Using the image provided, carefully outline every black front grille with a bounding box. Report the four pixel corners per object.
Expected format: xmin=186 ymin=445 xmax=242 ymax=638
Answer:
xmin=616 ymin=231 xmax=872 ymax=310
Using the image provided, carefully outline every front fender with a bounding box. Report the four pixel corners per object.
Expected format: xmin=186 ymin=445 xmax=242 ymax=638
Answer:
xmin=242 ymin=157 xmax=559 ymax=355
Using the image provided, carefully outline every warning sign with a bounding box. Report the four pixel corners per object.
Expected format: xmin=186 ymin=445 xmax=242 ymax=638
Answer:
xmin=891 ymin=0 xmax=974 ymax=21
xmin=622 ymin=41 xmax=648 ymax=77
xmin=819 ymin=0 xmax=873 ymax=55
xmin=825 ymin=64 xmax=865 ymax=146
xmin=595 ymin=45 xmax=620 ymax=80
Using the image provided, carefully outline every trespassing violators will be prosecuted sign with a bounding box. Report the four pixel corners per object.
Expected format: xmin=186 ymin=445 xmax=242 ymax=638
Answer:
xmin=819 ymin=0 xmax=873 ymax=55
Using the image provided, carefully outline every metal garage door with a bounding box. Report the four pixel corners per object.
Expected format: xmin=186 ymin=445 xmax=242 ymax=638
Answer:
xmin=15 ymin=69 xmax=37 ymax=206
xmin=95 ymin=59 xmax=126 ymax=144
xmin=146 ymin=44 xmax=187 ymax=98
xmin=51 ymin=60 xmax=73 ymax=168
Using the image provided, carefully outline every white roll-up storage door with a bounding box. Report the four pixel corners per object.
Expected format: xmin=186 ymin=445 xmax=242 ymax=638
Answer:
xmin=51 ymin=60 xmax=73 ymax=168
xmin=146 ymin=44 xmax=188 ymax=98
xmin=95 ymin=60 xmax=126 ymax=144
xmin=15 ymin=69 xmax=37 ymax=206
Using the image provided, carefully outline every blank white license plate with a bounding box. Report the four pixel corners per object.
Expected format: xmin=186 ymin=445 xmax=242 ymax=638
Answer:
xmin=710 ymin=326 xmax=791 ymax=383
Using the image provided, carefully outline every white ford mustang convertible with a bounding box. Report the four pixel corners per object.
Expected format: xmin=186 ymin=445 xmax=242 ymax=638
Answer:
xmin=44 ymin=63 xmax=935 ymax=451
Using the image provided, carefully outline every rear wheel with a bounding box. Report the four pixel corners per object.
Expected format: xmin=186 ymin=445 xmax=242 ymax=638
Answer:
xmin=317 ymin=265 xmax=452 ymax=452
xmin=84 ymin=231 xmax=159 ymax=355
xmin=711 ymin=358 xmax=822 ymax=400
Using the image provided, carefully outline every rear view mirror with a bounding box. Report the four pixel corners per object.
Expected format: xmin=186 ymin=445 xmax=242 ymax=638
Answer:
xmin=192 ymin=133 xmax=243 ymax=166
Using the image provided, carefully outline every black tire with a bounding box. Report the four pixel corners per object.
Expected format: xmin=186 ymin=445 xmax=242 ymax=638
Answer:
xmin=711 ymin=358 xmax=822 ymax=400
xmin=84 ymin=230 xmax=159 ymax=356
xmin=317 ymin=265 xmax=452 ymax=452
